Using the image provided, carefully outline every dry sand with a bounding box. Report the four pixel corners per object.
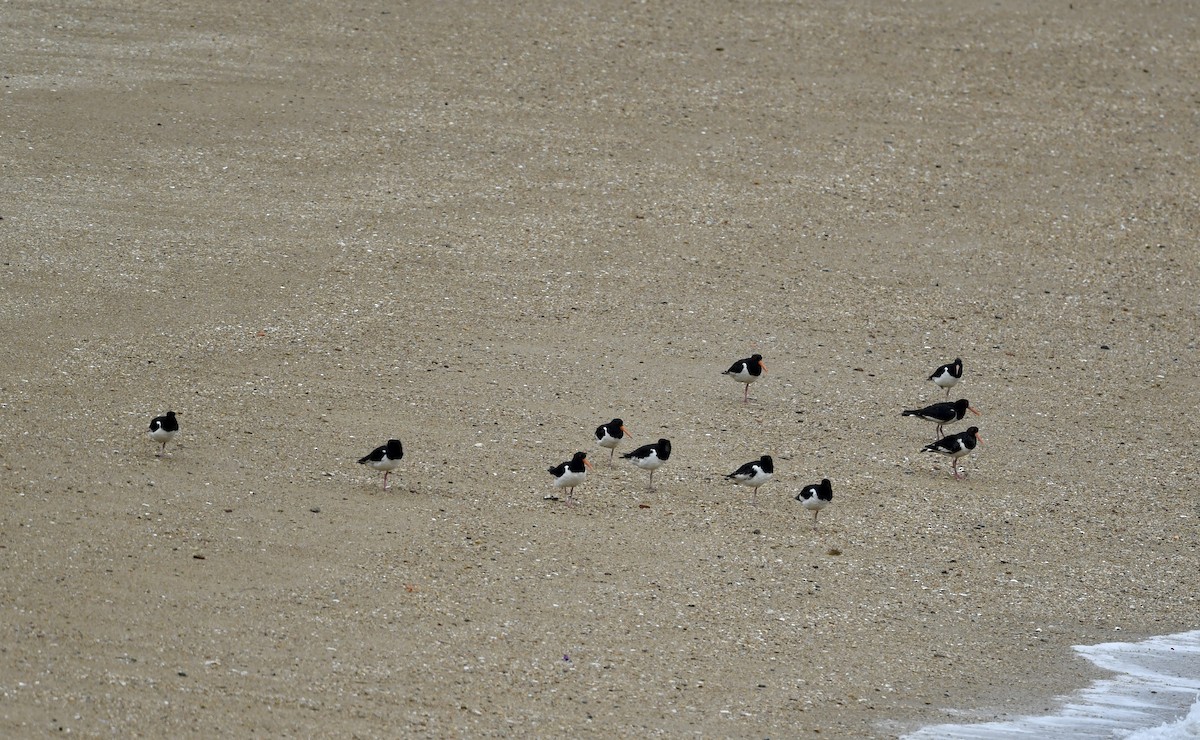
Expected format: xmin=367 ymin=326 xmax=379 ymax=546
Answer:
xmin=2 ymin=0 xmax=1198 ymax=736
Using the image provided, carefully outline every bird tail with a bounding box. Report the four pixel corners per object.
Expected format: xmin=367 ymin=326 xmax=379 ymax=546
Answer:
xmin=357 ymin=455 xmax=372 ymax=464
xmin=901 ymin=409 xmax=919 ymax=417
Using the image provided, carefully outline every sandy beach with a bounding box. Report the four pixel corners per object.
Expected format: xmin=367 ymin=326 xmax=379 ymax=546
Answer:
xmin=2 ymin=0 xmax=1198 ymax=736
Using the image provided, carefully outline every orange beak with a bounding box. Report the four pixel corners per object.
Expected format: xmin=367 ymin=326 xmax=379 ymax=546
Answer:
xmin=968 ymin=405 xmax=981 ymax=416
xmin=621 ymin=426 xmax=632 ymax=438
xmin=584 ymin=457 xmax=594 ymax=470
xmin=760 ymin=361 xmax=768 ymax=373
xmin=974 ymin=432 xmax=983 ymax=445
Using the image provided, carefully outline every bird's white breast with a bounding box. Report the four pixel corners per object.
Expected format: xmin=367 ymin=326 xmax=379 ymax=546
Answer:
xmin=554 ymin=470 xmax=587 ymax=488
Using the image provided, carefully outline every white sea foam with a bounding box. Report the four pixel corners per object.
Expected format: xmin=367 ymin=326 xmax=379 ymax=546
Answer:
xmin=1123 ymin=701 xmax=1200 ymax=739
xmin=905 ymin=630 xmax=1200 ymax=739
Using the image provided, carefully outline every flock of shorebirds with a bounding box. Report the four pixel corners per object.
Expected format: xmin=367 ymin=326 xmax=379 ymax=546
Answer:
xmin=146 ymin=355 xmax=982 ymax=530
xmin=905 ymin=357 xmax=984 ymax=480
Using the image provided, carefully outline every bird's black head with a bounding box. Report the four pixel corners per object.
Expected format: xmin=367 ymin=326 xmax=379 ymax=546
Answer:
xmin=656 ymin=438 xmax=672 ymax=459
xmin=153 ymin=411 xmax=180 ymax=432
xmin=759 ymin=455 xmax=774 ymax=471
xmin=570 ymin=451 xmax=593 ymax=471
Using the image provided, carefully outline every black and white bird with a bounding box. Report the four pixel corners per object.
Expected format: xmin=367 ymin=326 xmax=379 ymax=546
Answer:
xmin=358 ymin=438 xmax=405 ymax=490
xmin=902 ymin=398 xmax=980 ymax=438
xmin=795 ymin=478 xmax=834 ymax=529
xmin=547 ymin=451 xmax=593 ymax=503
xmin=725 ymin=454 xmax=774 ymax=504
xmin=920 ymin=426 xmax=982 ymax=480
xmin=148 ymin=411 xmax=179 ymax=455
xmin=595 ymin=418 xmax=631 ymax=462
xmin=723 ymin=353 xmax=767 ymax=403
xmin=621 ymin=438 xmax=672 ymax=490
xmin=928 ymin=357 xmax=963 ymax=397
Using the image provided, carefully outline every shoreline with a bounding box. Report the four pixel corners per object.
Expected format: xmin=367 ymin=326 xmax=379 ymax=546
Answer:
xmin=906 ymin=630 xmax=1200 ymax=738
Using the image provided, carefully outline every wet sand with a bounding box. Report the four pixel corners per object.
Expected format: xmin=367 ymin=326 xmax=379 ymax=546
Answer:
xmin=2 ymin=0 xmax=1198 ymax=736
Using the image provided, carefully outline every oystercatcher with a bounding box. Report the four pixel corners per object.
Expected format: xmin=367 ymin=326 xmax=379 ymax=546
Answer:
xmin=547 ymin=451 xmax=593 ymax=503
xmin=358 ymin=438 xmax=405 ymax=489
xmin=148 ymin=410 xmax=179 ymax=456
xmin=595 ymin=418 xmax=631 ymax=462
xmin=725 ymin=455 xmax=774 ymax=504
xmin=621 ymin=438 xmax=672 ymax=490
xmin=920 ymin=426 xmax=982 ymax=479
xmin=928 ymin=357 xmax=963 ymax=396
xmin=795 ymin=478 xmax=833 ymax=529
xmin=723 ymin=354 xmax=767 ymax=402
xmin=902 ymin=398 xmax=980 ymax=438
